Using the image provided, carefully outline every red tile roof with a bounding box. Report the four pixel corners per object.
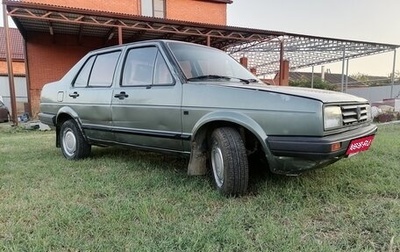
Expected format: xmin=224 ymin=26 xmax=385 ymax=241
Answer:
xmin=0 ymin=27 xmax=25 ymax=61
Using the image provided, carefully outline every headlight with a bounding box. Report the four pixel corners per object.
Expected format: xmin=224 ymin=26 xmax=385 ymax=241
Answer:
xmin=324 ymin=106 xmax=342 ymax=130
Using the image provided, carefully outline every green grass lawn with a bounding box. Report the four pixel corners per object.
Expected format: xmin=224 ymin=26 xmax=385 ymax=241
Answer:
xmin=0 ymin=123 xmax=399 ymax=251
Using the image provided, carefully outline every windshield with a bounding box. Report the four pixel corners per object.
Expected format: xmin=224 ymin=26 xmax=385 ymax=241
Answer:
xmin=167 ymin=42 xmax=260 ymax=84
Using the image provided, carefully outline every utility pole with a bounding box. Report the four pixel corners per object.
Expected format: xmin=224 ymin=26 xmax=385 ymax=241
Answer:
xmin=3 ymin=3 xmax=18 ymax=125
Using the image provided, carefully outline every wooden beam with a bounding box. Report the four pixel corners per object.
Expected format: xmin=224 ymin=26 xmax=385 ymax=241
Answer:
xmin=3 ymin=3 xmax=18 ymax=125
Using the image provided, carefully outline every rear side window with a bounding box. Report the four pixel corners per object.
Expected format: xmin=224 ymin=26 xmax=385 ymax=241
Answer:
xmin=73 ymin=51 xmax=121 ymax=87
xmin=89 ymin=51 xmax=121 ymax=87
xmin=74 ymin=56 xmax=95 ymax=87
xmin=122 ymin=46 xmax=173 ymax=86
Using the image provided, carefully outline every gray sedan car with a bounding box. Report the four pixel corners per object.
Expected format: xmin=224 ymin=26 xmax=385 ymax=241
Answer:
xmin=39 ymin=40 xmax=376 ymax=196
xmin=0 ymin=101 xmax=9 ymax=123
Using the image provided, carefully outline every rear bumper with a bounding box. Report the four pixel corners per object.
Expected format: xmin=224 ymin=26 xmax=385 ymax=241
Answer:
xmin=266 ymin=124 xmax=377 ymax=174
xmin=38 ymin=112 xmax=56 ymax=128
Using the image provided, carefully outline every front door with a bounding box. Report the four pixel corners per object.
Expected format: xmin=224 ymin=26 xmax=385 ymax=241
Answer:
xmin=111 ymin=45 xmax=183 ymax=152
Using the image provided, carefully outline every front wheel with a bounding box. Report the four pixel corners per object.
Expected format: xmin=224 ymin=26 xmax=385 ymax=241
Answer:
xmin=210 ymin=127 xmax=249 ymax=196
xmin=60 ymin=119 xmax=91 ymax=160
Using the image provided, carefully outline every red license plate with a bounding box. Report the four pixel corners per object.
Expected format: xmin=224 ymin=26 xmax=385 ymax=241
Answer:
xmin=346 ymin=135 xmax=375 ymax=156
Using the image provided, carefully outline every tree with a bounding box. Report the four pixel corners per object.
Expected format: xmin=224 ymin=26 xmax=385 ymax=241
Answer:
xmin=387 ymin=70 xmax=400 ymax=83
xmin=350 ymin=73 xmax=370 ymax=83
xmin=289 ymin=78 xmax=336 ymax=90
xmin=350 ymin=72 xmax=398 ymax=86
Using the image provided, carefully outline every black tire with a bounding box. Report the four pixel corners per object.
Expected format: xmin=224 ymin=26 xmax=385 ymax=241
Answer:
xmin=210 ymin=127 xmax=249 ymax=196
xmin=60 ymin=119 xmax=91 ymax=160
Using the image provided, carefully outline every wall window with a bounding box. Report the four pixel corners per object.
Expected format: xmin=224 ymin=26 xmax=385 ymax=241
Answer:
xmin=141 ymin=0 xmax=165 ymax=18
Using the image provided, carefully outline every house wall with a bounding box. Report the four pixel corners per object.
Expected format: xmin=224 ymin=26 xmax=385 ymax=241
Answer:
xmin=167 ymin=0 xmax=227 ymax=24
xmin=0 ymin=76 xmax=28 ymax=115
xmin=22 ymin=0 xmax=141 ymax=15
xmin=21 ymin=0 xmax=226 ymax=25
xmin=347 ymin=85 xmax=400 ymax=103
xmin=0 ymin=61 xmax=27 ymax=116
xmin=0 ymin=61 xmax=25 ymax=76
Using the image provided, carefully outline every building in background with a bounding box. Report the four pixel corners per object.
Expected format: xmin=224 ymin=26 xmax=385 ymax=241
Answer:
xmin=0 ymin=27 xmax=29 ymax=115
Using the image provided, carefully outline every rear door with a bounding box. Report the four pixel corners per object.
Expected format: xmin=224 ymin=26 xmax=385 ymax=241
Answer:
xmin=111 ymin=44 xmax=184 ymax=151
xmin=64 ymin=50 xmax=121 ymax=143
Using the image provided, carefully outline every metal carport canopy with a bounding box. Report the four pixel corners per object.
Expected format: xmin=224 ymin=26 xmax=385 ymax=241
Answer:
xmin=4 ymin=0 xmax=400 ymax=77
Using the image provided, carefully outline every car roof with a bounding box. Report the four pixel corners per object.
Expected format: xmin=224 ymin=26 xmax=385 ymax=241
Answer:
xmin=90 ymin=39 xmax=213 ymax=53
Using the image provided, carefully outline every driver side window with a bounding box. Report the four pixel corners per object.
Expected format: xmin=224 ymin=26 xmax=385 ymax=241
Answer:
xmin=122 ymin=46 xmax=174 ymax=86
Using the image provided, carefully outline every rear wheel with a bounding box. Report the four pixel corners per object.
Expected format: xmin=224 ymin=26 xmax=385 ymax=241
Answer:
xmin=60 ymin=119 xmax=91 ymax=160
xmin=210 ymin=127 xmax=249 ymax=196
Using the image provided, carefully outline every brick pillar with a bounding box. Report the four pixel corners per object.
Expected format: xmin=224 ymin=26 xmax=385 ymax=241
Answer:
xmin=240 ymin=57 xmax=248 ymax=68
xmin=274 ymin=60 xmax=290 ymax=86
xmin=250 ymin=67 xmax=257 ymax=75
xmin=281 ymin=60 xmax=289 ymax=86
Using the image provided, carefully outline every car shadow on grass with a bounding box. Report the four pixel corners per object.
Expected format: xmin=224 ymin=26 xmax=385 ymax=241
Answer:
xmin=89 ymin=146 xmax=317 ymax=197
xmin=246 ymin=155 xmax=327 ymax=196
xmin=90 ymin=146 xmax=188 ymax=171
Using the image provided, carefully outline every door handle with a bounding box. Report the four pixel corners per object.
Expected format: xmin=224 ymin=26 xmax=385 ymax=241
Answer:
xmin=114 ymin=91 xmax=129 ymax=100
xmin=69 ymin=92 xmax=79 ymax=98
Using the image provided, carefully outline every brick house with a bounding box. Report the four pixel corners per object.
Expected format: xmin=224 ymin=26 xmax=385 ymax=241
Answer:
xmin=0 ymin=27 xmax=29 ymax=113
xmin=4 ymin=0 xmax=232 ymax=118
xmin=0 ymin=27 xmax=25 ymax=75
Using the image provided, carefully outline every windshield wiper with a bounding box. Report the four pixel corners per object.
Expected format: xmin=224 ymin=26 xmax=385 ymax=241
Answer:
xmin=187 ymin=75 xmax=257 ymax=84
xmin=187 ymin=75 xmax=230 ymax=81
xmin=246 ymin=78 xmax=258 ymax=83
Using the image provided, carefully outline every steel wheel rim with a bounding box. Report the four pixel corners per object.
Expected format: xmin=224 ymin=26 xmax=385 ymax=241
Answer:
xmin=211 ymin=143 xmax=224 ymax=188
xmin=63 ymin=129 xmax=76 ymax=157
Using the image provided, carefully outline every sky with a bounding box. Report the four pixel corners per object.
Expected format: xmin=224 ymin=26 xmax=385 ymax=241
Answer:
xmin=227 ymin=0 xmax=400 ymax=76
xmin=1 ymin=1 xmax=400 ymax=76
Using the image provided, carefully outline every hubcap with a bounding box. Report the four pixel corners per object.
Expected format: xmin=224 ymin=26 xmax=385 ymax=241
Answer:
xmin=63 ymin=129 xmax=76 ymax=156
xmin=211 ymin=143 xmax=224 ymax=188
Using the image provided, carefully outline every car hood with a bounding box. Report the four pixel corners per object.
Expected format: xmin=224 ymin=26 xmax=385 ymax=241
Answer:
xmin=218 ymin=83 xmax=368 ymax=104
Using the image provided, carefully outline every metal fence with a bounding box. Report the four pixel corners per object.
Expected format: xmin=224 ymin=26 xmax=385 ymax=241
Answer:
xmin=347 ymin=84 xmax=400 ymax=103
xmin=0 ymin=76 xmax=28 ymax=112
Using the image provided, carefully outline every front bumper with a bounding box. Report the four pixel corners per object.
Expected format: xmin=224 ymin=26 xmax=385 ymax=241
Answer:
xmin=266 ymin=124 xmax=377 ymax=174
